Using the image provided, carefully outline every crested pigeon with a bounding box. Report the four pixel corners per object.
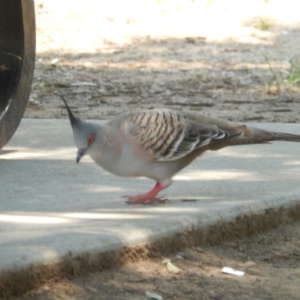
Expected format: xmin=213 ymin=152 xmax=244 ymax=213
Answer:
xmin=61 ymin=96 xmax=300 ymax=204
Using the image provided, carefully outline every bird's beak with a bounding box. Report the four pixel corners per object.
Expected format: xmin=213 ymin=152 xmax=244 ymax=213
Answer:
xmin=76 ymin=148 xmax=86 ymax=164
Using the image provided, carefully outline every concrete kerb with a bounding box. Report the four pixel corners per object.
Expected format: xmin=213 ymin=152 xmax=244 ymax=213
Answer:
xmin=1 ymin=196 xmax=300 ymax=298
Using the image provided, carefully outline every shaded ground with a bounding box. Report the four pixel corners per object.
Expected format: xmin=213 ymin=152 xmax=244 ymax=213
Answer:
xmin=11 ymin=1 xmax=300 ymax=299
xmin=28 ymin=0 xmax=300 ymax=123
xmin=13 ymin=220 xmax=300 ymax=300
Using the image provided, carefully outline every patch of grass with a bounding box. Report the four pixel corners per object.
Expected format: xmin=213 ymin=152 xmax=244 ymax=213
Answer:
xmin=287 ymin=56 xmax=300 ymax=85
xmin=255 ymin=19 xmax=271 ymax=31
xmin=36 ymin=79 xmax=52 ymax=94
xmin=263 ymin=54 xmax=300 ymax=94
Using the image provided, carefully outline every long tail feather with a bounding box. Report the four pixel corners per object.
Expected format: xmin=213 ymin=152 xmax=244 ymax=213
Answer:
xmin=249 ymin=127 xmax=300 ymax=143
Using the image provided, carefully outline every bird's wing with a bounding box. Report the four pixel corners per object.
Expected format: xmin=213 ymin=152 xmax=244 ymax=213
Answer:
xmin=123 ymin=109 xmax=241 ymax=162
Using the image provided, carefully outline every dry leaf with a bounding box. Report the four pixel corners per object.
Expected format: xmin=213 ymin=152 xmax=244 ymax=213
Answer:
xmin=145 ymin=291 xmax=163 ymax=300
xmin=166 ymin=261 xmax=181 ymax=274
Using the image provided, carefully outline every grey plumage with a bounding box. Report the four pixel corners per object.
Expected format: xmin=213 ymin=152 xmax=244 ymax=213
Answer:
xmin=61 ymin=95 xmax=300 ymax=204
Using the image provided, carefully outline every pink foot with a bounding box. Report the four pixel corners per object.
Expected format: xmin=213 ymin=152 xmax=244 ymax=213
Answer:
xmin=125 ymin=182 xmax=170 ymax=205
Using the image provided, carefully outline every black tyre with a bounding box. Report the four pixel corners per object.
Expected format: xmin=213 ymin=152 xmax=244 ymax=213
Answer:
xmin=0 ymin=0 xmax=36 ymax=149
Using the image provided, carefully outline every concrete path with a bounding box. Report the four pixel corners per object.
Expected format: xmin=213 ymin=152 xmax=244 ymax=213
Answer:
xmin=1 ymin=119 xmax=300 ymax=295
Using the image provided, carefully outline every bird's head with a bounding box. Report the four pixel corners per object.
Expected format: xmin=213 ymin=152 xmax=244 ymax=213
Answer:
xmin=60 ymin=95 xmax=100 ymax=163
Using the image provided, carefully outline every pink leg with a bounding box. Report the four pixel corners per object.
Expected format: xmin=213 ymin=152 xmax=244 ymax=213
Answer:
xmin=126 ymin=182 xmax=169 ymax=205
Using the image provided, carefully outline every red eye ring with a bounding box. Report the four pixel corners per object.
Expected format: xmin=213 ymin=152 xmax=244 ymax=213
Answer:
xmin=88 ymin=134 xmax=95 ymax=145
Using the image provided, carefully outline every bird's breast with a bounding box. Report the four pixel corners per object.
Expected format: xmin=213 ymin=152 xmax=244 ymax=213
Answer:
xmin=89 ymin=138 xmax=176 ymax=181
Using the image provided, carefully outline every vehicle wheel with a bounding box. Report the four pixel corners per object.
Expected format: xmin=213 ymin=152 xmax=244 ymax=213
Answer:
xmin=0 ymin=0 xmax=36 ymax=149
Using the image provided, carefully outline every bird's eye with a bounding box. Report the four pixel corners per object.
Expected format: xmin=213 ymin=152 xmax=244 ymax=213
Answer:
xmin=88 ymin=134 xmax=95 ymax=145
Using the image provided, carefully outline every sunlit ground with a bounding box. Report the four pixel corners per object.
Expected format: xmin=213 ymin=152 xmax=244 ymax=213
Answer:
xmin=26 ymin=0 xmax=300 ymax=121
xmin=35 ymin=0 xmax=300 ymax=53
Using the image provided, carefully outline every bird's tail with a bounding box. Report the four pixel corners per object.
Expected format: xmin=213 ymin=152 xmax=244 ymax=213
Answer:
xmin=248 ymin=127 xmax=300 ymax=143
xmin=209 ymin=126 xmax=300 ymax=151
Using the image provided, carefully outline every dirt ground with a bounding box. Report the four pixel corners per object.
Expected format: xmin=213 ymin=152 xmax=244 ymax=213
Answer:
xmin=28 ymin=0 xmax=300 ymax=123
xmin=12 ymin=220 xmax=300 ymax=300
xmin=13 ymin=0 xmax=300 ymax=299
